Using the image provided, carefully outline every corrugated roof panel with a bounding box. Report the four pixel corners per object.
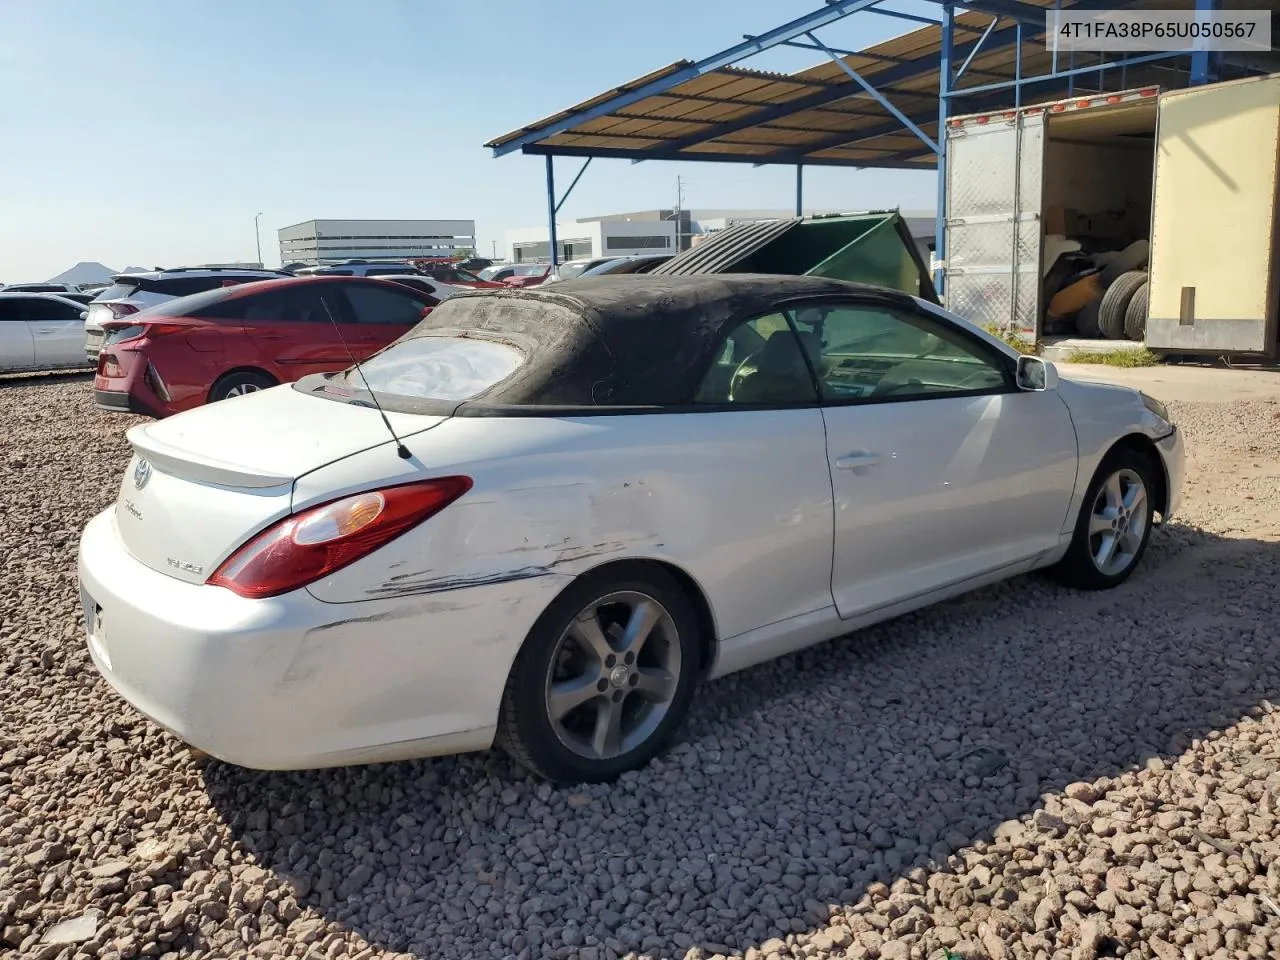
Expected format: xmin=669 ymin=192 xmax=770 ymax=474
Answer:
xmin=652 ymin=219 xmax=802 ymax=275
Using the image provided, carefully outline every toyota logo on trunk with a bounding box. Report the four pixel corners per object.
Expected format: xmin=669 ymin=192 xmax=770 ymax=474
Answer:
xmin=133 ymin=459 xmax=153 ymax=490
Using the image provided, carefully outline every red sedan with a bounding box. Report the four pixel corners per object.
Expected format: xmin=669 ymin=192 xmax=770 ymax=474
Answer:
xmin=93 ymin=277 xmax=435 ymax=419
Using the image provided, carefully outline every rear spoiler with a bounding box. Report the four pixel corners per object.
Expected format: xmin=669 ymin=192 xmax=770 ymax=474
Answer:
xmin=127 ymin=424 xmax=293 ymax=490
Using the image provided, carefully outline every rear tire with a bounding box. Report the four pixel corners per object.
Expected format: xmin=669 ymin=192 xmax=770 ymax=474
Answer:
xmin=496 ymin=565 xmax=702 ymax=784
xmin=209 ymin=370 xmax=277 ymax=403
xmin=1051 ymin=448 xmax=1157 ymax=590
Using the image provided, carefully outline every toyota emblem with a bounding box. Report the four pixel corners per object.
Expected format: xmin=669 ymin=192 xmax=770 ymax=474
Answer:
xmin=133 ymin=458 xmax=153 ymax=490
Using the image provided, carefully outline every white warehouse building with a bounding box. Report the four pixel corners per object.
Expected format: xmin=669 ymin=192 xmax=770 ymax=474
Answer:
xmin=278 ymin=219 xmax=476 ymax=265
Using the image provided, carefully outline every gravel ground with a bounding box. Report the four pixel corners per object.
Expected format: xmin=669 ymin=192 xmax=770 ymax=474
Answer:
xmin=3 ymin=373 xmax=1280 ymax=960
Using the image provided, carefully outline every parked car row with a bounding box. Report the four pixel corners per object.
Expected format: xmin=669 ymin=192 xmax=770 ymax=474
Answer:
xmin=92 ymin=276 xmax=439 ymax=418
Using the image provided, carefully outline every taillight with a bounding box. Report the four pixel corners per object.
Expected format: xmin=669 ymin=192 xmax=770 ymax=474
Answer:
xmin=104 ymin=322 xmax=187 ymax=344
xmin=98 ymin=353 xmax=123 ymax=377
xmin=207 ymin=477 xmax=472 ymax=599
xmin=108 ymin=303 xmax=139 ymax=319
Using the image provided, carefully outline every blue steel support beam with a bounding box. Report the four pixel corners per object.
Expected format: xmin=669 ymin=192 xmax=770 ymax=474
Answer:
xmin=943 ymin=50 xmax=1181 ymax=97
xmin=545 ymin=156 xmax=559 ymax=268
xmin=805 ymin=30 xmax=940 ymax=153
xmin=553 ymin=157 xmax=592 ymax=214
xmin=1015 ymin=22 xmax=1023 ymax=106
xmin=935 ymin=2 xmax=953 ymax=296
xmin=1190 ymin=0 xmax=1222 ymax=84
xmin=521 ymin=142 xmax=927 ymax=169
xmin=491 ymin=0 xmax=888 ymax=157
xmin=955 ymin=17 xmax=999 ymax=81
xmin=868 ymin=6 xmax=942 ymax=26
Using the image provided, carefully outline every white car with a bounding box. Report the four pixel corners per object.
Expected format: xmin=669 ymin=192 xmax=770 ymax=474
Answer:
xmin=544 ymin=257 xmax=619 ymax=283
xmin=77 ymin=275 xmax=1183 ymax=783
xmin=0 ymin=292 xmax=94 ymax=372
xmin=372 ymin=275 xmax=471 ymax=302
xmin=85 ymin=268 xmax=288 ymax=361
xmin=2 ymin=282 xmax=86 ymax=295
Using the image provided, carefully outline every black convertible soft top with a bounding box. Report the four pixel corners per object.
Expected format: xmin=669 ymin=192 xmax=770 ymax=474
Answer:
xmin=373 ymin=273 xmax=916 ymax=412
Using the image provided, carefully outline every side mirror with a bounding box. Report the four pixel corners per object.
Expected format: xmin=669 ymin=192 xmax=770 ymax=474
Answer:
xmin=80 ymin=310 xmax=89 ymax=321
xmin=1016 ymin=355 xmax=1059 ymax=391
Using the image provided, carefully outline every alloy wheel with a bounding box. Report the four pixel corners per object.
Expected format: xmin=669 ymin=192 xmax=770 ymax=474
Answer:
xmin=544 ymin=591 xmax=682 ymax=761
xmin=1088 ymin=467 xmax=1148 ymax=576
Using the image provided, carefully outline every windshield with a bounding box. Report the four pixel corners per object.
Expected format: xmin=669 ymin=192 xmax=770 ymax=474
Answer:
xmin=555 ymin=263 xmax=591 ymax=281
xmin=343 ymin=337 xmax=523 ymax=401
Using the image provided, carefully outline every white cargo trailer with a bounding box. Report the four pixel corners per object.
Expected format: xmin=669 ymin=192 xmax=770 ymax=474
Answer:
xmin=942 ymin=73 xmax=1280 ymax=357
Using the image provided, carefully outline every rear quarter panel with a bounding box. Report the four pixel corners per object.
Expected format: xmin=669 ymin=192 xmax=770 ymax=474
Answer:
xmin=295 ymin=410 xmax=836 ymax=646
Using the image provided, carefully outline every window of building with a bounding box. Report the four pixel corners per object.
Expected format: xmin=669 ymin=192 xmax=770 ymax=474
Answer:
xmin=605 ymin=235 xmax=671 ymax=250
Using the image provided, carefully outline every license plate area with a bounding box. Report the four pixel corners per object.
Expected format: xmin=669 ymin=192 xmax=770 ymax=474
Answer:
xmin=81 ymin=586 xmax=111 ymax=671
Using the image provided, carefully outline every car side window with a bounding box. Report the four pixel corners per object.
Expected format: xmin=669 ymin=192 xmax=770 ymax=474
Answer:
xmin=786 ymin=301 xmax=1009 ymax=403
xmin=0 ymin=301 xmax=21 ymax=322
xmin=233 ymin=287 xmax=333 ymax=324
xmin=342 ymin=285 xmax=427 ymax=325
xmin=693 ymin=312 xmax=819 ymax=405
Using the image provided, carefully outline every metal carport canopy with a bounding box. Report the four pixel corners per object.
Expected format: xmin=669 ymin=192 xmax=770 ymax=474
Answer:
xmin=486 ymin=0 xmax=1271 ymax=172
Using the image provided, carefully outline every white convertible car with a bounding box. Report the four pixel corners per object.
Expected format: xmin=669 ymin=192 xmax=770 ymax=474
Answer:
xmin=78 ymin=275 xmax=1183 ymax=783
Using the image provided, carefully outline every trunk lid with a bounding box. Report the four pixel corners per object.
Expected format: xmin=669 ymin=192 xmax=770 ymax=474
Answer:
xmin=114 ymin=383 xmax=446 ymax=584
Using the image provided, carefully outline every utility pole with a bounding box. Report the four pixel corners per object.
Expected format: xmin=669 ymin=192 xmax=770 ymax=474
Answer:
xmin=254 ymin=212 xmax=263 ymax=267
xmin=491 ymin=240 xmax=498 ymax=258
xmin=674 ymin=176 xmax=685 ymax=252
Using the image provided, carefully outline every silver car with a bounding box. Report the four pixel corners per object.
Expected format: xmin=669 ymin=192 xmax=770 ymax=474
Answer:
xmin=0 ymin=293 xmax=94 ymax=372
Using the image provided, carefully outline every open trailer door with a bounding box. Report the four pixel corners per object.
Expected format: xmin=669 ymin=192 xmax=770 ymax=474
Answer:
xmin=943 ymin=108 xmax=1045 ymax=344
xmin=1146 ymin=74 xmax=1280 ymax=356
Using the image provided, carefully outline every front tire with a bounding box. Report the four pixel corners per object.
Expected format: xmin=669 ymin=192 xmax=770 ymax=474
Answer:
xmin=497 ymin=565 xmax=701 ymax=784
xmin=1052 ymin=449 xmax=1157 ymax=590
xmin=209 ymin=370 xmax=276 ymax=403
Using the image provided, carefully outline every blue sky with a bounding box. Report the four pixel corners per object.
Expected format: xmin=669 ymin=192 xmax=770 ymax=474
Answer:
xmin=0 ymin=0 xmax=936 ymax=280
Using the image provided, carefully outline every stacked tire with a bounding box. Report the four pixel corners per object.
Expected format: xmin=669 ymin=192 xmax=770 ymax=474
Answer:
xmin=1083 ymin=240 xmax=1150 ymax=341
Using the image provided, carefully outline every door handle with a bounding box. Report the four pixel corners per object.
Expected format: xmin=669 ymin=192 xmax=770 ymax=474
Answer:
xmin=835 ymin=451 xmax=884 ymax=471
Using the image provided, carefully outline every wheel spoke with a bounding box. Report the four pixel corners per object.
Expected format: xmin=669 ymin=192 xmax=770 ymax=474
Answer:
xmin=1089 ymin=510 xmax=1114 ymax=536
xmin=633 ymin=667 xmax=676 ymax=704
xmin=1104 ymin=472 xmax=1124 ymax=510
xmin=591 ymin=697 xmax=624 ymax=758
xmin=621 ymin=600 xmax=662 ymax=655
xmin=1124 ymin=483 xmax=1147 ymax=515
xmin=571 ymin=613 xmax=615 ymax=666
xmin=1119 ymin=529 xmax=1141 ymax=555
xmin=548 ymin=674 xmax=602 ymax=720
xmin=1096 ymin=533 xmax=1119 ymax=568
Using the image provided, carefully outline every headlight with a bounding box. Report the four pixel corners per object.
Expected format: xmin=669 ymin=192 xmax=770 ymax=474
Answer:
xmin=1140 ymin=391 xmax=1172 ymax=426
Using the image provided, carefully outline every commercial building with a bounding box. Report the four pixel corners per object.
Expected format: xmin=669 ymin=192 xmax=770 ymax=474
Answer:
xmin=505 ymin=208 xmax=935 ymax=264
xmin=278 ymin=219 xmax=476 ymax=265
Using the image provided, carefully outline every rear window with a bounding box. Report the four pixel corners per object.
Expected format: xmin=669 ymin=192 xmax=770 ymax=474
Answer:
xmin=97 ymin=281 xmax=141 ymax=301
xmin=345 ymin=337 xmax=522 ymax=401
xmin=139 ymin=286 xmax=239 ymax=318
xmin=148 ymin=275 xmax=268 ymax=297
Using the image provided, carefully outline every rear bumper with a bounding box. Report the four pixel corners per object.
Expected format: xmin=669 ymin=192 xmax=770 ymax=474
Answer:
xmin=94 ymin=389 xmax=159 ymax=417
xmin=77 ymin=509 xmax=570 ymax=770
